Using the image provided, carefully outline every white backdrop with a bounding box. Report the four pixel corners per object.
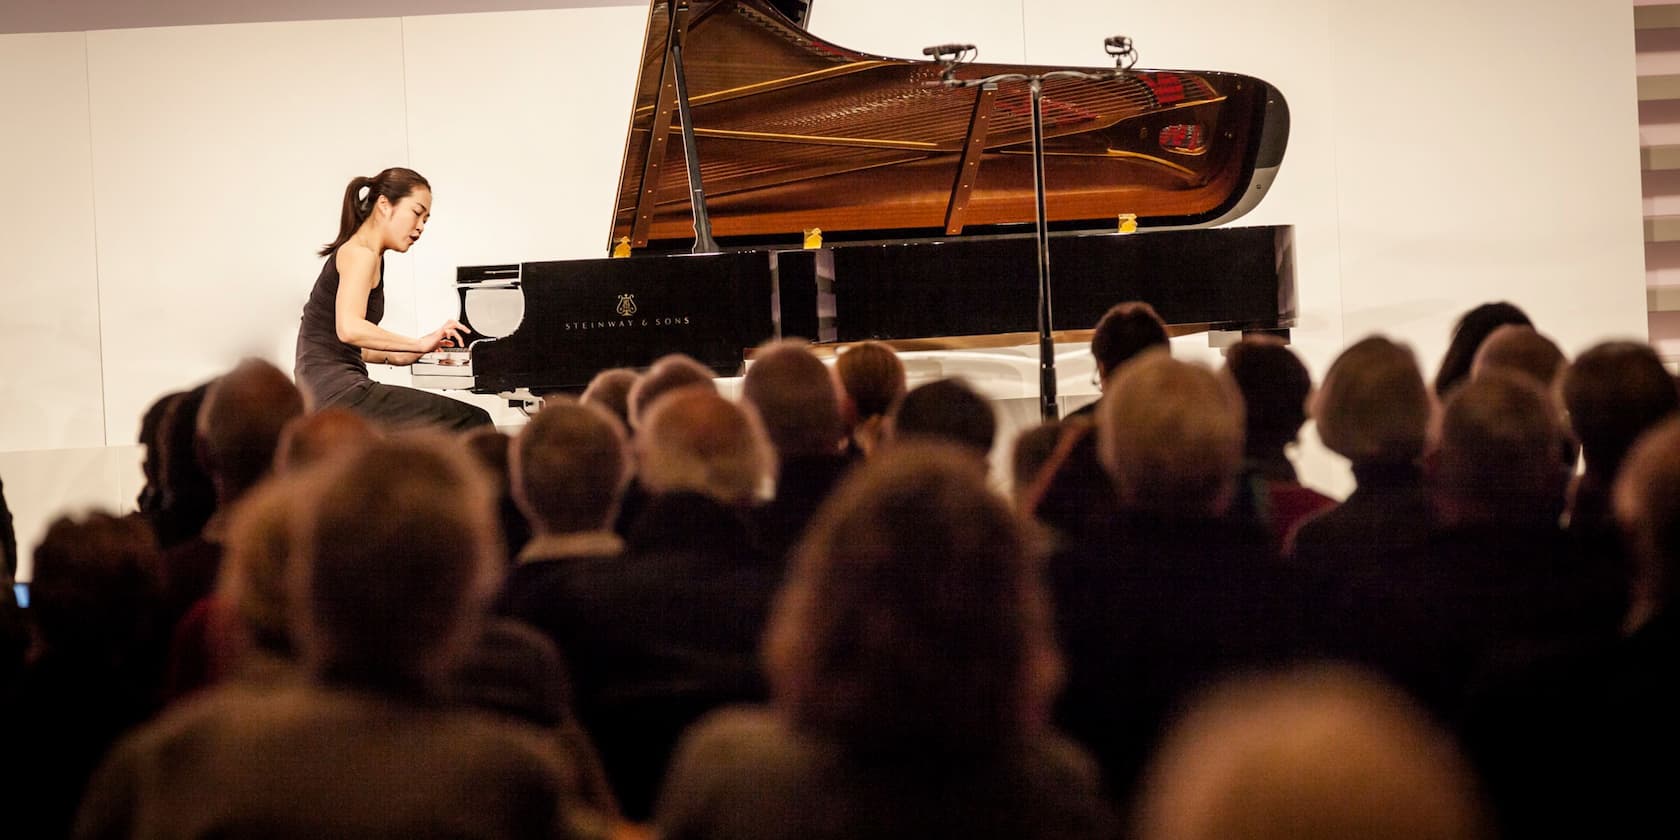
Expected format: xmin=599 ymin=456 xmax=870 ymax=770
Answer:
xmin=0 ymin=0 xmax=1647 ymax=578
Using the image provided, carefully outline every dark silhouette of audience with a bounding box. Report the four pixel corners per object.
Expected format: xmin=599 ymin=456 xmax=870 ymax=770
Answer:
xmin=8 ymin=295 xmax=1680 ymax=840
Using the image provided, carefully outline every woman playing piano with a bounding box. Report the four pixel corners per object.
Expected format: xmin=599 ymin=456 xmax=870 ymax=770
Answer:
xmin=294 ymin=167 xmax=492 ymax=431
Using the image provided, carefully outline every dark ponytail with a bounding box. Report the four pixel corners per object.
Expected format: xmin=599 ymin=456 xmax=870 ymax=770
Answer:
xmin=318 ymin=167 xmax=431 ymax=257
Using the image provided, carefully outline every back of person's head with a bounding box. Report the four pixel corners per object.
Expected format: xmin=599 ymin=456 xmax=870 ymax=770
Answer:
xmin=628 ymin=353 xmax=716 ymax=429
xmin=580 ymin=367 xmax=639 ymax=431
xmin=274 ymin=408 xmax=379 ymax=473
xmin=463 ymin=426 xmax=532 ymax=560
xmin=29 ymin=513 xmax=160 ymax=655
xmin=1223 ymin=337 xmax=1312 ymax=457
xmin=1561 ymin=341 xmax=1680 ymax=478
xmin=1010 ymin=421 xmax=1065 ymax=501
xmin=1432 ymin=371 xmax=1566 ymax=525
xmin=1091 ymin=301 xmax=1170 ymax=382
xmin=289 ymin=433 xmax=500 ymax=693
xmin=219 ymin=475 xmax=304 ymax=657
xmin=1614 ymin=417 xmax=1680 ymax=627
xmin=137 ymin=389 xmax=186 ymax=515
xmin=1099 ymin=352 xmax=1244 ymax=517
xmin=835 ymin=341 xmax=907 ymax=422
xmin=152 ymin=383 xmax=218 ymax=548
xmin=1314 ymin=336 xmax=1431 ymax=468
xmin=1135 ymin=666 xmax=1487 ymax=840
xmin=1470 ymin=325 xmax=1565 ymax=388
xmin=891 ymin=378 xmax=996 ymax=457
xmin=743 ymin=340 xmax=844 ymax=458
xmin=1435 ymin=301 xmax=1531 ymax=397
xmin=197 ymin=358 xmax=306 ymax=503
xmin=637 ymin=387 xmax=773 ymax=506
xmin=512 ymin=397 xmax=630 ymax=535
xmin=765 ymin=443 xmax=1059 ymax=748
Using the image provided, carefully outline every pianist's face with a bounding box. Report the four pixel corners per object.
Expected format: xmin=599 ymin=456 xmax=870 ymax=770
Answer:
xmin=379 ymin=187 xmax=432 ymax=253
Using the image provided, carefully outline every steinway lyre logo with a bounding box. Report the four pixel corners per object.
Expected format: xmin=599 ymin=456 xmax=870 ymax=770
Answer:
xmin=616 ymin=293 xmax=637 ymax=317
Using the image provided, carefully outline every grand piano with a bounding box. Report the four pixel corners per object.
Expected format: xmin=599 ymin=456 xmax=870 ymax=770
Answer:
xmin=417 ymin=0 xmax=1293 ymax=400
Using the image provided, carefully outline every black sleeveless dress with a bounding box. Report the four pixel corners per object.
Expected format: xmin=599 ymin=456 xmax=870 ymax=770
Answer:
xmin=294 ymin=251 xmax=491 ymax=432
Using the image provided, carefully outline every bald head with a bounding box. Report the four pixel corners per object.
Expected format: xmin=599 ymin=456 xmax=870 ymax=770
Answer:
xmin=743 ymin=340 xmax=843 ymax=458
xmin=628 ymin=354 xmax=716 ymax=429
xmin=1433 ymin=372 xmax=1567 ymax=526
xmin=275 ymin=408 xmax=378 ymax=474
xmin=637 ymin=387 xmax=773 ymax=506
xmin=1471 ymin=325 xmax=1565 ymax=388
xmin=1099 ymin=352 xmax=1244 ymax=516
xmin=1137 ymin=667 xmax=1487 ymax=840
xmin=198 ymin=358 xmax=306 ymax=502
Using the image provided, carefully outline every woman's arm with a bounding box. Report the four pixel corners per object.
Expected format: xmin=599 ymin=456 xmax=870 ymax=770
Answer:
xmin=361 ymin=348 xmax=425 ymax=366
xmin=333 ymin=245 xmax=468 ymax=354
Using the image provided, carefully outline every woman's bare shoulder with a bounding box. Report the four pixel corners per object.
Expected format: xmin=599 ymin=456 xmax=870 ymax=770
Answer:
xmin=335 ymin=243 xmax=379 ymax=287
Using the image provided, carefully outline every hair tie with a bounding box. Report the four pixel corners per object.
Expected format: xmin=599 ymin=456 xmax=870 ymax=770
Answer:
xmin=357 ymin=184 xmax=373 ymax=213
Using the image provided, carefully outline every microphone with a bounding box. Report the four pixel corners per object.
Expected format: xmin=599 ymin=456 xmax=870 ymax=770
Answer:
xmin=922 ymin=43 xmax=975 ymax=59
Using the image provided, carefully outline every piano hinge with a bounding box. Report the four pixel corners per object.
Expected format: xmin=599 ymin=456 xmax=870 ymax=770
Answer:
xmin=944 ymin=84 xmax=998 ymax=236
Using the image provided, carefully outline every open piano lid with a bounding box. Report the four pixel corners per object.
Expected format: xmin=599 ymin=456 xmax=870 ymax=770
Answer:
xmin=610 ymin=0 xmax=1289 ymax=253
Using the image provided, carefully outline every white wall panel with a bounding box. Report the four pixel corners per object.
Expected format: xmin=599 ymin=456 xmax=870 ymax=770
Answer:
xmin=0 ymin=446 xmax=137 ymax=582
xmin=0 ymin=33 xmax=106 ymax=453
xmin=806 ymin=0 xmax=1027 ymax=64
xmin=85 ymin=18 xmax=411 ymax=442
xmin=1331 ymin=0 xmax=1647 ymax=367
xmin=400 ymin=6 xmax=649 ymax=424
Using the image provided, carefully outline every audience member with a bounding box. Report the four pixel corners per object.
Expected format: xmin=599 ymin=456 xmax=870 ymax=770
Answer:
xmin=626 ymin=354 xmax=715 ymax=431
xmin=1433 ymin=301 xmax=1531 ymax=397
xmin=1135 ymin=667 xmax=1488 ymax=840
xmin=134 ymin=390 xmax=183 ymax=517
xmin=274 ymin=406 xmax=380 ymax=472
xmin=1052 ymin=352 xmax=1303 ymax=807
xmin=1559 ymin=341 xmax=1679 ymax=605
xmin=76 ymin=434 xmax=600 ymax=839
xmin=0 ymin=472 xmax=13 ymax=582
xmin=832 ymin=341 xmax=906 ymax=457
xmin=161 ymin=359 xmax=304 ymax=628
xmin=1470 ymin=324 xmax=1565 ymax=387
xmin=1334 ymin=373 xmax=1617 ymax=720
xmin=1289 ymin=336 xmax=1433 ymax=568
xmin=658 ymin=444 xmax=1115 ymax=840
xmin=615 ymin=354 xmax=717 ymax=536
xmin=147 ymin=383 xmax=217 ymax=550
xmin=1462 ymin=417 xmax=1680 ymax=839
xmin=890 ymin=377 xmax=996 ymax=462
xmin=581 ymin=367 xmax=639 ymax=432
xmin=4 ymin=514 xmax=163 ymax=839
xmin=1030 ymin=301 xmax=1168 ymax=541
xmin=1223 ymin=337 xmax=1334 ymax=550
xmin=1079 ymin=301 xmax=1170 ymax=418
xmin=465 ymin=426 xmax=536 ymax=561
xmin=742 ymin=340 xmax=853 ymax=563
xmin=578 ymin=388 xmax=780 ymax=820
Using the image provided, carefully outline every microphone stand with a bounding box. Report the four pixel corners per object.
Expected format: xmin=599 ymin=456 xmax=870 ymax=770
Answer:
xmin=931 ymin=38 xmax=1137 ymax=422
xmin=668 ymin=0 xmax=719 ymax=254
